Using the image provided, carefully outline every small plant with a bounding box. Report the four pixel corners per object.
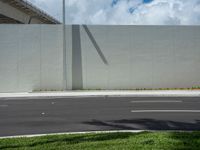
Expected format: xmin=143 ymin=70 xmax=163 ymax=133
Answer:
xmin=192 ymin=86 xmax=200 ymax=89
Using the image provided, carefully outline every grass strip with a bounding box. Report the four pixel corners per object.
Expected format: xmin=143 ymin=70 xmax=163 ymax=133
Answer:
xmin=0 ymin=131 xmax=200 ymax=150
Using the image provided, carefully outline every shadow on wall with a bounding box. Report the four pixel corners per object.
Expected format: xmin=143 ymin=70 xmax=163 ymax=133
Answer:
xmin=83 ymin=118 xmax=200 ymax=131
xmin=82 ymin=25 xmax=109 ymax=65
xmin=72 ymin=25 xmax=83 ymax=90
xmin=72 ymin=25 xmax=108 ymax=90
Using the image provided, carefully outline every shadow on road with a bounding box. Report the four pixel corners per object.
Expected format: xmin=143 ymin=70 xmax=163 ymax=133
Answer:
xmin=83 ymin=118 xmax=200 ymax=130
xmin=82 ymin=119 xmax=200 ymax=150
xmin=1 ymin=119 xmax=200 ymax=149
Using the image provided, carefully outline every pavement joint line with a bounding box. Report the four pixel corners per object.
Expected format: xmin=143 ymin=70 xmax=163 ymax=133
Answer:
xmin=0 ymin=130 xmax=145 ymax=139
xmin=0 ymin=105 xmax=8 ymax=107
xmin=131 ymin=110 xmax=200 ymax=113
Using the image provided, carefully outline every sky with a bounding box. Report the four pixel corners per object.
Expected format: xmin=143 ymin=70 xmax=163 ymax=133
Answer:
xmin=27 ymin=0 xmax=200 ymax=25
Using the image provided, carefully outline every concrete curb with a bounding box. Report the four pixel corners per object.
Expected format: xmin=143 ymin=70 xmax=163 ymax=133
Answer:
xmin=1 ymin=90 xmax=200 ymax=100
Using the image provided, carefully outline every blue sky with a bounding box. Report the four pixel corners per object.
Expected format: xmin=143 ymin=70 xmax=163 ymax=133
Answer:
xmin=28 ymin=0 xmax=200 ymax=25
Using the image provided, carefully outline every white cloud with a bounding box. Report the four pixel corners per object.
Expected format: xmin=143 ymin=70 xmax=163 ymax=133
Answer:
xmin=28 ymin=0 xmax=200 ymax=25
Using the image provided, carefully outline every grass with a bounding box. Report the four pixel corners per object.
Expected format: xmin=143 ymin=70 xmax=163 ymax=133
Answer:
xmin=0 ymin=132 xmax=200 ymax=150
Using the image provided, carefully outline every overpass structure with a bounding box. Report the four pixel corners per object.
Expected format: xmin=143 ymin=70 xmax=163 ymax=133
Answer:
xmin=0 ymin=0 xmax=60 ymax=24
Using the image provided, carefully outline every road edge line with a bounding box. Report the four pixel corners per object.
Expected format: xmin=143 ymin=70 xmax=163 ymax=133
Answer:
xmin=0 ymin=130 xmax=144 ymax=139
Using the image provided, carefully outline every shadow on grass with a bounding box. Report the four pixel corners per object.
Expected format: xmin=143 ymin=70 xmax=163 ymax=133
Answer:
xmin=83 ymin=119 xmax=200 ymax=130
xmin=0 ymin=132 xmax=141 ymax=150
xmin=167 ymin=132 xmax=200 ymax=150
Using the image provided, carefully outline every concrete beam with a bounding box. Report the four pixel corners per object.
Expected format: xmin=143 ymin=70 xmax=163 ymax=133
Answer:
xmin=0 ymin=1 xmax=30 ymax=23
xmin=0 ymin=0 xmax=60 ymax=24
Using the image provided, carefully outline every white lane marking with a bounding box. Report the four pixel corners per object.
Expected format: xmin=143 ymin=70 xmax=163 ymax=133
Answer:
xmin=0 ymin=105 xmax=8 ymax=107
xmin=131 ymin=100 xmax=182 ymax=103
xmin=131 ymin=110 xmax=200 ymax=113
xmin=0 ymin=130 xmax=144 ymax=139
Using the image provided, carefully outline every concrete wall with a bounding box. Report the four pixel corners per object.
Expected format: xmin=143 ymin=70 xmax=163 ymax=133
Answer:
xmin=0 ymin=25 xmax=63 ymax=92
xmin=0 ymin=25 xmax=200 ymax=92
xmin=66 ymin=25 xmax=200 ymax=90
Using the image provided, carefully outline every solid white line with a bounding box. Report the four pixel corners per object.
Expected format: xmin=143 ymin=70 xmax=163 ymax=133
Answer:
xmin=131 ymin=100 xmax=182 ymax=103
xmin=131 ymin=110 xmax=200 ymax=113
xmin=0 ymin=130 xmax=195 ymax=139
xmin=0 ymin=130 xmax=144 ymax=139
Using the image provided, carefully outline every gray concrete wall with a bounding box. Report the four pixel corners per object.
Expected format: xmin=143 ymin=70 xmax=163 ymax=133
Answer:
xmin=0 ymin=25 xmax=63 ymax=92
xmin=0 ymin=25 xmax=200 ymax=92
xmin=66 ymin=25 xmax=200 ymax=90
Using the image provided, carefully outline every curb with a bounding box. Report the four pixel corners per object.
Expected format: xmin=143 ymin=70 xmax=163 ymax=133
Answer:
xmin=1 ymin=91 xmax=200 ymax=100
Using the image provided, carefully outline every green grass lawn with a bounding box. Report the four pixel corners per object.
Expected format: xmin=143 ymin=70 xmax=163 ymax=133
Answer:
xmin=0 ymin=132 xmax=200 ymax=150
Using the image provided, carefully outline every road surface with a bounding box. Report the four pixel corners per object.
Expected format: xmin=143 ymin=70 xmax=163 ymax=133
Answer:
xmin=0 ymin=97 xmax=200 ymax=137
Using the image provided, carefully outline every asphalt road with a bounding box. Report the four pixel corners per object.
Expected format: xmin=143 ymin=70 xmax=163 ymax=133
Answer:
xmin=0 ymin=97 xmax=200 ymax=137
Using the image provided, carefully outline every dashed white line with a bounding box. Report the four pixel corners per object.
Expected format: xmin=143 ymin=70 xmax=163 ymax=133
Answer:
xmin=131 ymin=100 xmax=182 ymax=103
xmin=131 ymin=110 xmax=200 ymax=113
